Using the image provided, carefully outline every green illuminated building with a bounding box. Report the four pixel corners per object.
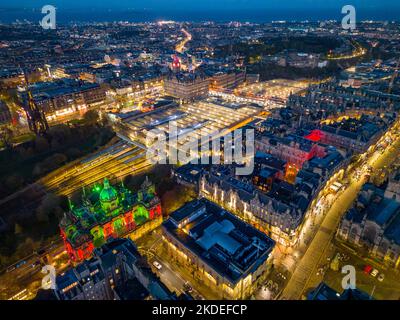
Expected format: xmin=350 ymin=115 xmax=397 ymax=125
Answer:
xmin=60 ymin=177 xmax=162 ymax=262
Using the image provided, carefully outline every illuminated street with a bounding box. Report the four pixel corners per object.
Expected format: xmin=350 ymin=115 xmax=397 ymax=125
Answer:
xmin=280 ymin=120 xmax=400 ymax=300
xmin=175 ymin=28 xmax=192 ymax=53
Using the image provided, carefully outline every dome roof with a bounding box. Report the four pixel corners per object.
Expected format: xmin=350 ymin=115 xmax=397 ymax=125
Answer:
xmin=99 ymin=178 xmax=118 ymax=203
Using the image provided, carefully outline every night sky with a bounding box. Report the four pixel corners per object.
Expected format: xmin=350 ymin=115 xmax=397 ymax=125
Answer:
xmin=0 ymin=0 xmax=398 ymax=10
xmin=0 ymin=0 xmax=398 ymax=22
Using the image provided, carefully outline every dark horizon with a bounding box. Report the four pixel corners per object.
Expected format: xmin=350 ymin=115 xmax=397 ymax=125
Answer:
xmin=0 ymin=6 xmax=399 ymax=24
xmin=1 ymin=0 xmax=399 ymax=10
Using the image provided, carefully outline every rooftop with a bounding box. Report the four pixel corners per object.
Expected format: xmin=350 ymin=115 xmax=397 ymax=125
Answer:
xmin=26 ymin=78 xmax=101 ymax=101
xmin=163 ymin=198 xmax=275 ymax=285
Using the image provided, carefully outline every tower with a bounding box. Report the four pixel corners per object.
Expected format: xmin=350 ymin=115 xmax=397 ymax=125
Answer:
xmin=23 ymin=71 xmax=49 ymax=135
xmin=99 ymin=178 xmax=119 ymax=213
xmin=171 ymin=54 xmax=181 ymax=72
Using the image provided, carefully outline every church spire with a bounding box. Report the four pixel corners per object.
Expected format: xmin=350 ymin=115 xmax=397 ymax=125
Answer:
xmin=68 ymin=197 xmax=73 ymax=210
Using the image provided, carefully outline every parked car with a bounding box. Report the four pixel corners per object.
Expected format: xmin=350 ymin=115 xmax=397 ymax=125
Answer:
xmin=183 ymin=282 xmax=193 ymax=293
xmin=364 ymin=265 xmax=373 ymax=275
xmin=377 ymin=274 xmax=385 ymax=282
xmin=370 ymin=268 xmax=379 ymax=277
xmin=15 ymin=260 xmax=27 ymax=268
xmin=152 ymin=261 xmax=162 ymax=270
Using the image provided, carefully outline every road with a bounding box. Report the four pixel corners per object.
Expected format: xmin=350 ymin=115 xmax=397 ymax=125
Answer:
xmin=175 ymin=28 xmax=192 ymax=53
xmin=327 ymin=40 xmax=367 ymax=60
xmin=137 ymin=229 xmax=204 ymax=299
xmin=280 ymin=119 xmax=400 ymax=299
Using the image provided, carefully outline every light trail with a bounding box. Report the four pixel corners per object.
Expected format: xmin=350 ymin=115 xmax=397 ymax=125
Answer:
xmin=175 ymin=28 xmax=192 ymax=53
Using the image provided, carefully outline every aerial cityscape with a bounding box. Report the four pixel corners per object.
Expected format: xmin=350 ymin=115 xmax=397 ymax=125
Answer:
xmin=1 ymin=0 xmax=400 ymax=306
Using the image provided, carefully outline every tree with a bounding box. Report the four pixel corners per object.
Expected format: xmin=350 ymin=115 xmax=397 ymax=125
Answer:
xmin=36 ymin=193 xmax=61 ymax=223
xmin=66 ymin=147 xmax=81 ymax=159
xmin=83 ymin=110 xmax=99 ymax=125
xmin=32 ymin=163 xmax=43 ymax=177
xmin=49 ymin=124 xmax=71 ymax=141
xmin=34 ymin=136 xmax=49 ymax=152
xmin=161 ymin=185 xmax=196 ymax=215
xmin=16 ymin=237 xmax=39 ymax=257
xmin=0 ymin=127 xmax=14 ymax=148
xmin=5 ymin=174 xmax=24 ymax=192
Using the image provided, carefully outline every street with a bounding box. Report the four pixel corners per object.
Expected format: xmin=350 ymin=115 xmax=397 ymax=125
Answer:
xmin=280 ymin=119 xmax=400 ymax=300
xmin=136 ymin=229 xmax=205 ymax=300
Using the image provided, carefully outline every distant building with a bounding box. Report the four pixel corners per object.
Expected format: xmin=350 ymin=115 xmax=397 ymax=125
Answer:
xmin=164 ymin=72 xmax=209 ymax=102
xmin=162 ymin=198 xmax=275 ymax=299
xmin=384 ymin=173 xmax=400 ymax=202
xmin=0 ymin=68 xmax=25 ymax=89
xmin=288 ymin=82 xmax=400 ymax=117
xmin=303 ymin=147 xmax=345 ymax=180
xmin=60 ymin=177 xmax=162 ymax=263
xmin=256 ymin=133 xmax=326 ymax=168
xmin=337 ymin=182 xmax=400 ymax=269
xmin=208 ymin=69 xmax=245 ymax=90
xmin=245 ymin=74 xmax=260 ymax=84
xmin=280 ymin=52 xmax=323 ymax=69
xmin=172 ymin=163 xmax=206 ymax=190
xmin=55 ymin=238 xmax=175 ymax=300
xmin=199 ymin=166 xmax=315 ymax=246
xmin=18 ymin=78 xmax=106 ymax=122
xmin=301 ymin=114 xmax=391 ymax=155
xmin=318 ymin=120 xmax=382 ymax=154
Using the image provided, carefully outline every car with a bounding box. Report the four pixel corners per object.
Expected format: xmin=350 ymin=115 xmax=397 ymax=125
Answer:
xmin=377 ymin=274 xmax=385 ymax=282
xmin=364 ymin=265 xmax=373 ymax=275
xmin=15 ymin=260 xmax=27 ymax=268
xmin=152 ymin=261 xmax=162 ymax=270
xmin=183 ymin=282 xmax=193 ymax=293
xmin=370 ymin=269 xmax=379 ymax=277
